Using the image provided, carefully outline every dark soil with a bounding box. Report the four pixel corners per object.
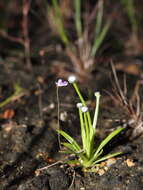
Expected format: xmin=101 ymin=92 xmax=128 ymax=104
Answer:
xmin=0 ymin=60 xmax=143 ymax=190
xmin=1 ymin=1 xmax=143 ymax=189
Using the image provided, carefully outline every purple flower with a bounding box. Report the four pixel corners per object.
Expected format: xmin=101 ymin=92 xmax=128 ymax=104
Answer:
xmin=56 ymin=79 xmax=68 ymax=87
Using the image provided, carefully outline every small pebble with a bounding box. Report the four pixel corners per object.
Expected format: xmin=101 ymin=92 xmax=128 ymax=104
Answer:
xmin=98 ymin=169 xmax=105 ymax=176
xmin=125 ymin=159 xmax=135 ymax=167
xmin=106 ymin=158 xmax=116 ymax=167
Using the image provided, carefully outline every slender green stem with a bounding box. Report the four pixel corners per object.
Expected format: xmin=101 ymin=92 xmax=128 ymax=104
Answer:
xmin=56 ymin=86 xmax=61 ymax=149
xmin=92 ymin=92 xmax=101 ymax=132
xmin=73 ymin=82 xmax=92 ymax=128
xmin=79 ymin=108 xmax=86 ymax=150
xmin=73 ymin=82 xmax=86 ymax=106
xmin=83 ymin=113 xmax=88 ymax=150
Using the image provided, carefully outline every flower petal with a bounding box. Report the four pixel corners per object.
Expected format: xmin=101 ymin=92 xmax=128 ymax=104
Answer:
xmin=56 ymin=79 xmax=68 ymax=87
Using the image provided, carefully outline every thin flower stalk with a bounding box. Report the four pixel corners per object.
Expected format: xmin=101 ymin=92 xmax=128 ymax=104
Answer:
xmin=72 ymin=82 xmax=92 ymax=130
xmin=83 ymin=111 xmax=90 ymax=157
xmin=92 ymin=92 xmax=101 ymax=132
xmin=56 ymin=79 xmax=68 ymax=148
xmin=78 ymin=106 xmax=86 ymax=150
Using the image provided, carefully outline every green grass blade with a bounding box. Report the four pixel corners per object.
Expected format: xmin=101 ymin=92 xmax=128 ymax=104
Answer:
xmin=121 ymin=0 xmax=137 ymax=32
xmin=57 ymin=130 xmax=81 ymax=151
xmin=61 ymin=143 xmax=86 ymax=162
xmin=0 ymin=84 xmax=24 ymax=108
xmin=91 ymin=21 xmax=110 ymax=57
xmin=61 ymin=142 xmax=78 ymax=153
xmin=66 ymin=159 xmax=80 ymax=165
xmin=94 ymin=148 xmax=103 ymax=159
xmin=87 ymin=148 xmax=103 ymax=166
xmin=74 ymin=0 xmax=82 ymax=38
xmin=51 ymin=0 xmax=69 ymax=45
xmin=92 ymin=151 xmax=123 ymax=166
xmin=92 ymin=127 xmax=123 ymax=160
xmin=95 ymin=0 xmax=103 ymax=36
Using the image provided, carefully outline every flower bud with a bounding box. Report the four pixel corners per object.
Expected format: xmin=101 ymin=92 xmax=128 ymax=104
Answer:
xmin=94 ymin=92 xmax=101 ymax=97
xmin=81 ymin=106 xmax=88 ymax=113
xmin=68 ymin=75 xmax=76 ymax=83
xmin=76 ymin=103 xmax=83 ymax=108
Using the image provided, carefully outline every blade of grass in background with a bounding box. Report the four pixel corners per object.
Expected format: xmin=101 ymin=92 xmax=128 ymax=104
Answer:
xmin=95 ymin=0 xmax=103 ymax=37
xmin=57 ymin=130 xmax=81 ymax=152
xmin=74 ymin=0 xmax=82 ymax=38
xmin=121 ymin=0 xmax=138 ymax=32
xmin=91 ymin=0 xmax=110 ymax=57
xmin=91 ymin=21 xmax=110 ymax=57
xmin=51 ymin=0 xmax=69 ymax=45
xmin=0 ymin=84 xmax=24 ymax=108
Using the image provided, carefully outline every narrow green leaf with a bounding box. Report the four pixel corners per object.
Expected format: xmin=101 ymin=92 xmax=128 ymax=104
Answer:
xmin=94 ymin=148 xmax=103 ymax=159
xmin=78 ymin=108 xmax=86 ymax=149
xmin=74 ymin=0 xmax=82 ymax=38
xmin=0 ymin=84 xmax=24 ymax=108
xmin=121 ymin=0 xmax=137 ymax=31
xmin=95 ymin=0 xmax=104 ymax=36
xmin=91 ymin=21 xmax=110 ymax=57
xmin=92 ymin=127 xmax=123 ymax=160
xmin=92 ymin=151 xmax=123 ymax=166
xmin=59 ymin=150 xmax=74 ymax=154
xmin=61 ymin=142 xmax=78 ymax=153
xmin=57 ymin=130 xmax=81 ymax=151
xmin=66 ymin=159 xmax=80 ymax=165
xmin=51 ymin=0 xmax=69 ymax=45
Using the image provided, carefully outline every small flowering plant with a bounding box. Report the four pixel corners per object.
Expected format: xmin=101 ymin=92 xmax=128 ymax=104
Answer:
xmin=57 ymin=76 xmax=124 ymax=168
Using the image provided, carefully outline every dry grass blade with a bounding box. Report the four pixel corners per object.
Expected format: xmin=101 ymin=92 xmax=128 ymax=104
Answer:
xmin=110 ymin=62 xmax=143 ymax=139
xmin=111 ymin=61 xmax=128 ymax=106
